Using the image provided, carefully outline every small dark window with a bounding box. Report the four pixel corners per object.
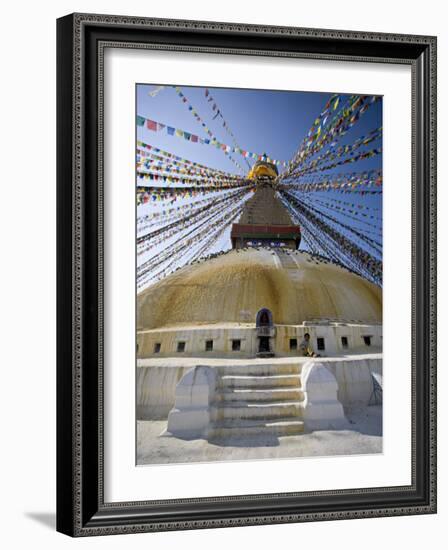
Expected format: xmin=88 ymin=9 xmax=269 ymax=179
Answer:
xmin=232 ymin=339 xmax=241 ymax=351
xmin=341 ymin=336 xmax=348 ymax=349
xmin=205 ymin=340 xmax=213 ymax=352
xmin=177 ymin=341 xmax=186 ymax=353
xmin=154 ymin=342 xmax=161 ymax=353
xmin=289 ymin=338 xmax=297 ymax=351
xmin=317 ymin=337 xmax=325 ymax=351
xmin=363 ymin=335 xmax=372 ymax=346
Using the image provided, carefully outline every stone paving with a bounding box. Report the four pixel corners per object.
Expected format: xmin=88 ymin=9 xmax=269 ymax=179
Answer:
xmin=137 ymin=405 xmax=382 ymax=465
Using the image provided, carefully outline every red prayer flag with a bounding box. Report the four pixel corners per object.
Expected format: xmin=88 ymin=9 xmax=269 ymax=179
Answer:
xmin=146 ymin=119 xmax=157 ymax=131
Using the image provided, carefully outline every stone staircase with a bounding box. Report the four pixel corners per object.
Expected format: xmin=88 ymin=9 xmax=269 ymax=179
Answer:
xmin=209 ymin=363 xmax=305 ymax=438
xmin=275 ymin=249 xmax=302 ymax=282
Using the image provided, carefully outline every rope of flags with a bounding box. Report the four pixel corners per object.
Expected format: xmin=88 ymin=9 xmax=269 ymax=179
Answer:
xmin=280 ymin=93 xmax=344 ymax=178
xmin=137 ymin=114 xmax=287 ymax=167
xmin=288 ymin=146 xmax=382 ymax=177
xmin=142 ymin=206 xmax=244 ymax=287
xmin=137 ymin=140 xmax=236 ymax=178
xmin=278 ymin=90 xmax=382 ymax=284
xmin=308 ymin=95 xmax=379 ymax=157
xmin=138 ymin=157 xmax=242 ymax=181
xmin=288 ymin=127 xmax=382 ymax=178
xmin=305 ymin=196 xmax=382 ymax=224
xmin=137 ymin=201 xmax=236 ymax=275
xmin=137 ymin=85 xmax=383 ymax=290
xmin=281 ymin=190 xmax=382 ymax=285
xmin=287 ymin=190 xmax=382 ymax=240
xmin=203 ymin=87 xmax=252 ymax=169
xmin=302 ymin=200 xmax=382 ymax=239
xmin=137 ymin=188 xmax=248 ymax=249
xmin=137 ymin=193 xmax=251 ymax=286
xmin=137 ymin=198 xmax=247 ymax=257
xmin=281 ymin=169 xmax=382 ymax=193
xmin=281 ymin=95 xmax=381 ymax=179
xmin=310 ymin=192 xmax=382 ymax=213
xmin=281 ymin=196 xmax=343 ymax=264
xmin=137 ymin=192 xmax=237 ymax=228
xmin=137 ymin=183 xmax=252 ymax=204
xmin=293 ymin=193 xmax=382 ymax=253
xmin=138 ymin=158 xmax=243 ymax=182
xmin=173 ymin=86 xmax=245 ymax=173
xmin=137 ymin=170 xmax=249 ymax=188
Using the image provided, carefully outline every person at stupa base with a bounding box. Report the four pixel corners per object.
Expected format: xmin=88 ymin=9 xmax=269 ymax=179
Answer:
xmin=299 ymin=333 xmax=320 ymax=358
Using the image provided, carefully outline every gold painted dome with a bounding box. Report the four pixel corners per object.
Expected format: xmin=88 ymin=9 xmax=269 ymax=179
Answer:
xmin=247 ymin=160 xmax=279 ymax=180
xmin=137 ymin=248 xmax=382 ymax=330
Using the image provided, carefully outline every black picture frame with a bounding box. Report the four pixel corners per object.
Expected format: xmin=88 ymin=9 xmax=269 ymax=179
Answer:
xmin=57 ymin=13 xmax=437 ymax=536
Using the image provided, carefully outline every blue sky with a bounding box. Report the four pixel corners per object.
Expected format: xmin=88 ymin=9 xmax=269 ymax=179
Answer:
xmin=136 ymin=84 xmax=382 ymax=287
xmin=137 ymin=84 xmax=382 ymax=177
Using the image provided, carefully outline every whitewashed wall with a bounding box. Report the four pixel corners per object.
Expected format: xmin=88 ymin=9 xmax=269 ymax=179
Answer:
xmin=137 ymin=356 xmax=382 ymax=420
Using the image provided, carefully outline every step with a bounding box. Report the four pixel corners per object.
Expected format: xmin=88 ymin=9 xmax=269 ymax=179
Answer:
xmin=219 ymin=374 xmax=301 ymax=389
xmin=217 ymin=388 xmax=304 ymax=402
xmin=209 ymin=417 xmax=305 ymax=438
xmin=217 ymin=363 xmax=301 ymax=376
xmin=211 ymin=401 xmax=304 ymax=421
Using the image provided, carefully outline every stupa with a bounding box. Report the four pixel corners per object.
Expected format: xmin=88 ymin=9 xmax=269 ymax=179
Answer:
xmin=136 ymin=160 xmax=382 ymax=441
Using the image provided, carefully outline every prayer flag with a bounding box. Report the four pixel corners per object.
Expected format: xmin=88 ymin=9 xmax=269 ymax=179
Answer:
xmin=146 ymin=119 xmax=157 ymax=131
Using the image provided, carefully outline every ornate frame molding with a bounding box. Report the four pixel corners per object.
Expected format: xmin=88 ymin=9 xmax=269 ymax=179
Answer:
xmin=57 ymin=13 xmax=437 ymax=536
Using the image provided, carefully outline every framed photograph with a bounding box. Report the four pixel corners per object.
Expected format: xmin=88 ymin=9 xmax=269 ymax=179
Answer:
xmin=56 ymin=13 xmax=437 ymax=536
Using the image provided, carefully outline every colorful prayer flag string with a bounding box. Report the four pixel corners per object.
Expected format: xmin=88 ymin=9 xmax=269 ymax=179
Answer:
xmin=137 ymin=114 xmax=288 ymax=168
